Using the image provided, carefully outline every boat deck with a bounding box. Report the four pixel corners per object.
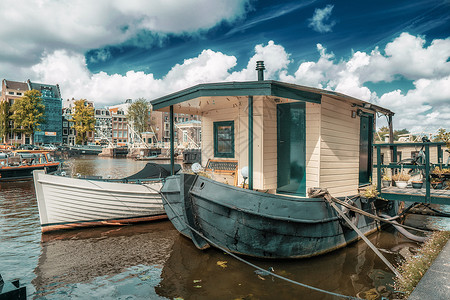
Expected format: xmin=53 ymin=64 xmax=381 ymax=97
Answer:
xmin=381 ymin=187 xmax=450 ymax=205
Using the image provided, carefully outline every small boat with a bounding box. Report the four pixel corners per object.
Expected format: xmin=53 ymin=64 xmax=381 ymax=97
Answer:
xmin=0 ymin=151 xmax=60 ymax=181
xmin=33 ymin=163 xmax=181 ymax=233
xmin=153 ymin=61 xmax=399 ymax=259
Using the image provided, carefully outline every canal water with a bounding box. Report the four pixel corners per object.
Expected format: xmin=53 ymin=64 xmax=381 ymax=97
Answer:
xmin=1 ymin=156 xmax=448 ymax=299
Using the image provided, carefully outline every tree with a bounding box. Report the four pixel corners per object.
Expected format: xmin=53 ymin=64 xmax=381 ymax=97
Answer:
xmin=433 ymin=128 xmax=449 ymax=142
xmin=72 ymin=99 xmax=95 ymax=145
xmin=127 ymin=98 xmax=150 ymax=135
xmin=10 ymin=89 xmax=45 ymax=145
xmin=393 ymin=128 xmax=410 ymax=141
xmin=0 ymin=101 xmax=9 ymax=143
xmin=433 ymin=128 xmax=450 ymax=150
xmin=374 ymin=126 xmax=390 ymax=142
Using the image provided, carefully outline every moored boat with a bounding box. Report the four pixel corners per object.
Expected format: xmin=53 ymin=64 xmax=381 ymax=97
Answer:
xmin=153 ymin=61 xmax=399 ymax=259
xmin=0 ymin=150 xmax=59 ymax=181
xmin=33 ymin=163 xmax=181 ymax=232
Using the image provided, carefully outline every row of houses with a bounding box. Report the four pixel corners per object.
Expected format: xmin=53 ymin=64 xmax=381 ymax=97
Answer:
xmin=1 ymin=79 xmax=201 ymax=147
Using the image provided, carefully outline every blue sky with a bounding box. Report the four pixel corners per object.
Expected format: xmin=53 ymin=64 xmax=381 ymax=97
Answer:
xmin=0 ymin=0 xmax=449 ymax=133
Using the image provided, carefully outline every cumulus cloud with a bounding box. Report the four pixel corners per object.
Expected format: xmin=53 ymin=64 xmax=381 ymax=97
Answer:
xmin=277 ymin=34 xmax=450 ymax=132
xmin=227 ymin=41 xmax=291 ymax=81
xmin=308 ymin=4 xmax=336 ymax=33
xmin=22 ymin=33 xmax=450 ymax=133
xmin=0 ymin=0 xmax=249 ymax=76
xmin=30 ymin=48 xmax=237 ymax=105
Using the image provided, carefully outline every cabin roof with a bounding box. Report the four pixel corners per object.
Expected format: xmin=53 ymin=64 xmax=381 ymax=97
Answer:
xmin=151 ymin=80 xmax=394 ymax=116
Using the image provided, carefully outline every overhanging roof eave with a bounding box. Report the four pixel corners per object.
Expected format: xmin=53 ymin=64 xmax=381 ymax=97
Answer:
xmin=151 ymin=81 xmax=322 ymax=110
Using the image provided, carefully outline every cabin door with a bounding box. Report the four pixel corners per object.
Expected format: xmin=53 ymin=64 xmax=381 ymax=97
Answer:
xmin=277 ymin=102 xmax=306 ymax=195
xmin=359 ymin=114 xmax=374 ymax=185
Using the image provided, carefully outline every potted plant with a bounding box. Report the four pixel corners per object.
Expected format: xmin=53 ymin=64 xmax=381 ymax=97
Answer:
xmin=411 ymin=180 xmax=423 ymax=189
xmin=381 ymin=174 xmax=391 ymax=188
xmin=431 ymin=178 xmax=443 ymax=189
xmin=392 ymin=172 xmax=410 ymax=189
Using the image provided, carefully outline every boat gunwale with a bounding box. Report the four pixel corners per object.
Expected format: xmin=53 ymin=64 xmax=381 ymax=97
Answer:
xmin=37 ymin=177 xmax=162 ymax=195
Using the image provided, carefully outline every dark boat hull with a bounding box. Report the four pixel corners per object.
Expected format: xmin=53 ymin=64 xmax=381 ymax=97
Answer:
xmin=161 ymin=173 xmax=398 ymax=259
xmin=0 ymin=164 xmax=59 ymax=181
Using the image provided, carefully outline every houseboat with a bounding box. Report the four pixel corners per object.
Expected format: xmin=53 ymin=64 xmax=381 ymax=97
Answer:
xmin=153 ymin=61 xmax=399 ymax=259
xmin=0 ymin=150 xmax=60 ymax=181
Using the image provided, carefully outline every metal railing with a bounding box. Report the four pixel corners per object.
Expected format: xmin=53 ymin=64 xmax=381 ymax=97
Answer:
xmin=374 ymin=142 xmax=448 ymax=203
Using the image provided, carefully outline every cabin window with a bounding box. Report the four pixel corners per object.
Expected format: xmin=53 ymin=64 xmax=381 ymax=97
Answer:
xmin=214 ymin=121 xmax=234 ymax=158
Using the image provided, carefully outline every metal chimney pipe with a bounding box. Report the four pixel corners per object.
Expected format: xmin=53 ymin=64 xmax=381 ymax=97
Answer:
xmin=256 ymin=61 xmax=265 ymax=81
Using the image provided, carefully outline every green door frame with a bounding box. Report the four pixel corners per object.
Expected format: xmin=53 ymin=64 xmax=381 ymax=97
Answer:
xmin=359 ymin=113 xmax=374 ymax=185
xmin=276 ymin=102 xmax=306 ymax=196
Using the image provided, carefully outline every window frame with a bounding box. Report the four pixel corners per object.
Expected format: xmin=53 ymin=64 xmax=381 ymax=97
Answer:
xmin=213 ymin=120 xmax=235 ymax=158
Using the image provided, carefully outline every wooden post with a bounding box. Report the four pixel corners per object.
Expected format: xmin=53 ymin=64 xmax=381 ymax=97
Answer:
xmin=388 ymin=114 xmax=395 ymax=166
xmin=437 ymin=144 xmax=442 ymax=164
xmin=377 ymin=145 xmax=381 ymax=195
xmin=425 ymin=143 xmax=430 ymax=203
xmin=248 ymin=96 xmax=253 ymax=190
xmin=170 ymin=105 xmax=174 ymax=175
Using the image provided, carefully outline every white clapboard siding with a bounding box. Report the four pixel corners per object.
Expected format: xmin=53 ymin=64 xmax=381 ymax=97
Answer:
xmin=306 ymin=102 xmax=321 ymax=190
xmin=320 ymin=96 xmax=360 ymax=197
xmin=263 ymin=97 xmax=278 ymax=189
xmin=201 ymin=97 xmax=265 ymax=189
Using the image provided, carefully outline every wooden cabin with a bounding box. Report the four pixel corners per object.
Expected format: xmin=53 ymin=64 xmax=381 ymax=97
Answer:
xmin=152 ymin=62 xmax=394 ymax=198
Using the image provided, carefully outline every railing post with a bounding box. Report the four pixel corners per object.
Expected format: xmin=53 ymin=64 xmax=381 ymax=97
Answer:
xmin=170 ymin=105 xmax=175 ymax=175
xmin=377 ymin=145 xmax=381 ymax=195
xmin=248 ymin=95 xmax=253 ymax=190
xmin=425 ymin=143 xmax=430 ymax=203
xmin=437 ymin=144 xmax=442 ymax=165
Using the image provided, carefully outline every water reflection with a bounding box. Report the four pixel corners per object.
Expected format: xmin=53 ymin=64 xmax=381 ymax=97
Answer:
xmin=1 ymin=157 xmax=448 ymax=299
xmin=33 ymin=221 xmax=177 ymax=299
xmin=155 ymin=230 xmax=406 ymax=300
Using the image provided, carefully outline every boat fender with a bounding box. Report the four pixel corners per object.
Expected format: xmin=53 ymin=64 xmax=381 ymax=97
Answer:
xmin=340 ymin=200 xmax=360 ymax=229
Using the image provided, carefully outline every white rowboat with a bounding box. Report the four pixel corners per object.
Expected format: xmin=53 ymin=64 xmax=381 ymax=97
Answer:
xmin=33 ymin=170 xmax=166 ymax=232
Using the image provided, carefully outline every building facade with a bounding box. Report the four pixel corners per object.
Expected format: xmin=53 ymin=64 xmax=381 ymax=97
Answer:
xmin=94 ymin=108 xmax=112 ymax=145
xmin=0 ymin=80 xmax=29 ymax=144
xmin=109 ymin=99 xmax=132 ymax=145
xmin=150 ymin=110 xmax=201 ymax=146
xmin=1 ymin=79 xmax=63 ymax=145
xmin=28 ymin=80 xmax=63 ymax=145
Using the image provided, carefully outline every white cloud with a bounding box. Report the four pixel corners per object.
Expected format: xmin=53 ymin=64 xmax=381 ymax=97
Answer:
xmin=359 ymin=33 xmax=450 ymax=82
xmin=308 ymin=4 xmax=336 ymax=33
xmin=227 ymin=41 xmax=291 ymax=81
xmin=0 ymin=0 xmax=249 ymax=76
xmin=29 ymin=48 xmax=237 ymax=106
xmin=18 ymin=33 xmax=450 ymax=133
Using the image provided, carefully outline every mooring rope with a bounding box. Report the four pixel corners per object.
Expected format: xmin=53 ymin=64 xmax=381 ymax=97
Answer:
xmin=309 ymin=189 xmax=403 ymax=279
xmin=141 ymin=184 xmax=363 ymax=300
xmin=421 ymin=203 xmax=450 ymax=218
xmin=308 ymin=188 xmax=431 ymax=234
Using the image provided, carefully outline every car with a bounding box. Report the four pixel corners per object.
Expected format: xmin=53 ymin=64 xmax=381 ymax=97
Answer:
xmin=0 ymin=143 xmax=14 ymax=150
xmin=42 ymin=144 xmax=57 ymax=150
xmin=18 ymin=144 xmax=40 ymax=150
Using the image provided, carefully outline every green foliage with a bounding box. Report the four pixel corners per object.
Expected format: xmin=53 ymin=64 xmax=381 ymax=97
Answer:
xmin=127 ymin=98 xmax=150 ymax=135
xmin=0 ymin=101 xmax=9 ymax=142
xmin=10 ymin=89 xmax=45 ymax=144
xmin=433 ymin=128 xmax=449 ymax=142
xmin=394 ymin=231 xmax=450 ymax=298
xmin=394 ymin=128 xmax=410 ymax=141
xmin=72 ymin=99 xmax=95 ymax=145
xmin=374 ymin=126 xmax=389 ymax=141
xmin=433 ymin=128 xmax=450 ymax=149
xmin=375 ymin=127 xmax=414 ymax=142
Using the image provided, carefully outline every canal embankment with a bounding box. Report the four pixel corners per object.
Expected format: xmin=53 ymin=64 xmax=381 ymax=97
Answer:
xmin=394 ymin=230 xmax=450 ymax=299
